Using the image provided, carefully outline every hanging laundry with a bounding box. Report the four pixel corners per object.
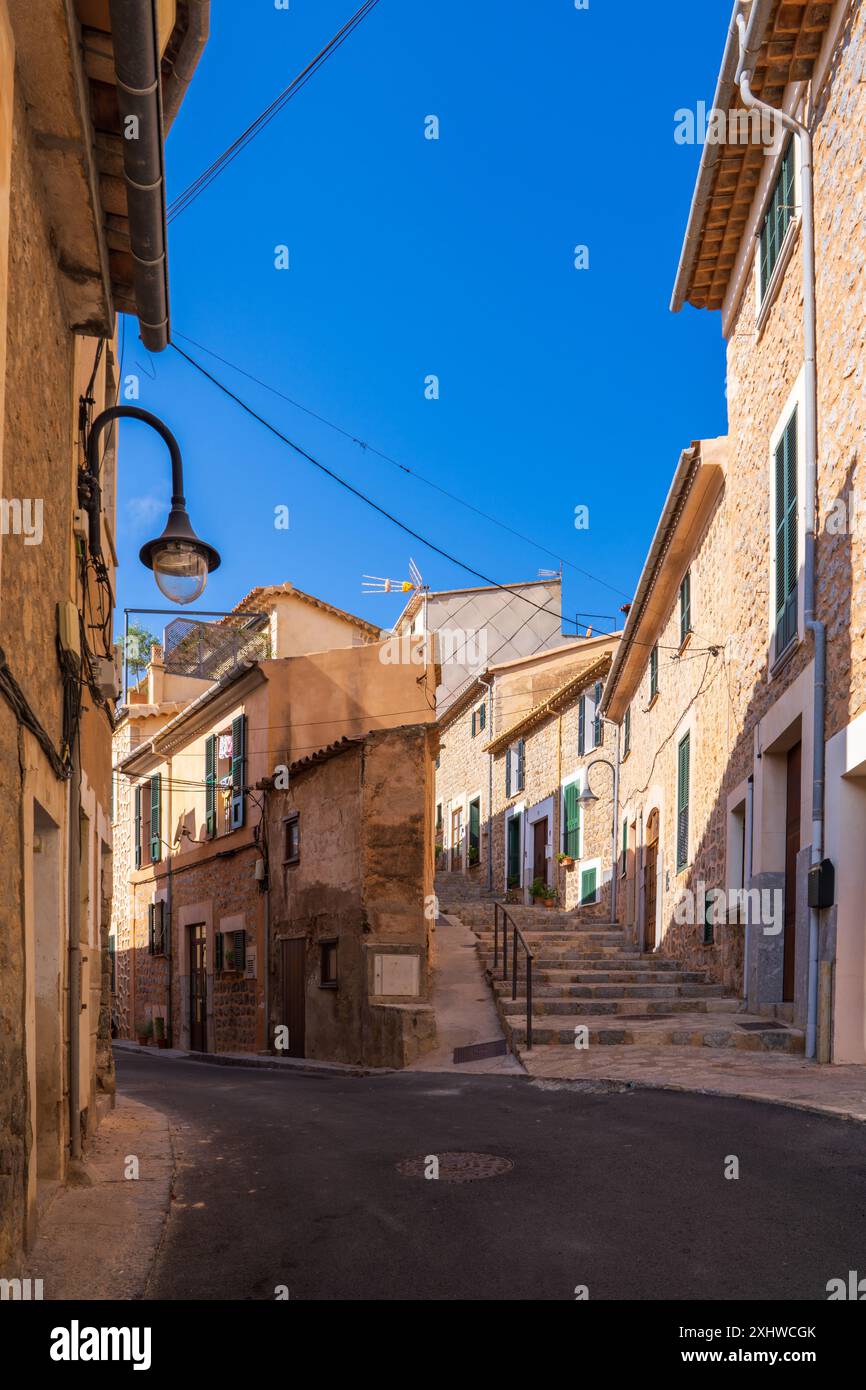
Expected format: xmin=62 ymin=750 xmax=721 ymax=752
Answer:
xmin=218 ymin=733 xmax=233 ymax=761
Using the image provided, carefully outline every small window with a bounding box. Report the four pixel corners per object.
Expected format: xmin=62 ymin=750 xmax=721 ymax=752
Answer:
xmin=580 ymin=866 xmax=598 ymax=905
xmin=468 ymin=797 xmax=481 ymax=865
xmin=320 ymin=939 xmax=338 ymax=988
xmin=505 ymin=739 xmax=525 ymax=796
xmin=623 ymin=705 xmax=631 ymax=757
xmin=649 ymin=644 xmax=659 ymax=701
xmin=760 ymin=140 xmax=795 ymax=302
xmin=148 ymin=900 xmax=166 ymax=956
xmin=283 ymin=812 xmax=300 ymax=865
xmin=471 ymin=702 xmax=486 ymax=738
xmin=679 ymin=571 xmax=691 ymax=646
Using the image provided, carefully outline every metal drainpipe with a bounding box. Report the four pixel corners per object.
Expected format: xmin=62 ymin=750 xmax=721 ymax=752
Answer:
xmin=108 ymin=0 xmax=171 ymax=351
xmin=737 ymin=18 xmax=824 ymax=1060
xmin=479 ymin=676 xmax=494 ymax=892
xmin=611 ymin=721 xmax=620 ymax=926
xmin=67 ymin=741 xmax=82 ymax=1161
xmin=744 ymin=774 xmax=754 ymax=1001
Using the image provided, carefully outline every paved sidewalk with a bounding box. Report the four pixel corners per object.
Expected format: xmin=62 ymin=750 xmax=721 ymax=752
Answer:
xmin=521 ymin=1044 xmax=866 ymax=1122
xmin=24 ymin=1095 xmax=173 ymax=1300
xmin=407 ymin=913 xmax=523 ymax=1074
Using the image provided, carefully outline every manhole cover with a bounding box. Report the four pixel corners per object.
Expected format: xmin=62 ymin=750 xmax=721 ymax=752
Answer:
xmin=396 ymin=1152 xmax=514 ymax=1182
xmin=738 ymin=1020 xmax=788 ymax=1031
xmin=453 ymin=1039 xmax=508 ymax=1064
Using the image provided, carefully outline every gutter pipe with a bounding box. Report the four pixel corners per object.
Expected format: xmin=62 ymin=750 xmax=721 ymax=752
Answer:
xmin=736 ymin=12 xmax=825 ymax=1060
xmin=479 ymin=675 xmax=494 ymax=893
xmin=109 ymin=0 xmax=171 ymax=351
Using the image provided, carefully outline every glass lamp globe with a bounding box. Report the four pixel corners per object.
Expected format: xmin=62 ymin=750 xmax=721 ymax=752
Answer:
xmin=151 ymin=541 xmax=209 ymax=605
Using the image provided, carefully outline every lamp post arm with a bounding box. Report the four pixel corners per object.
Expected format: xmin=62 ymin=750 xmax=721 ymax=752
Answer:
xmin=84 ymin=406 xmax=186 ymax=560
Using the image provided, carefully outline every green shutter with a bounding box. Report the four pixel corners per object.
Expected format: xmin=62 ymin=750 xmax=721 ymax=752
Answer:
xmin=150 ymin=773 xmax=161 ymax=863
xmin=507 ymin=813 xmax=521 ymax=885
xmin=593 ymin=682 xmax=603 ymax=747
xmin=760 ymin=141 xmax=795 ymax=300
xmin=624 ymin=706 xmax=631 ymax=756
xmin=680 ymin=571 xmax=691 ymax=644
xmin=214 ymin=929 xmax=224 ymax=971
xmin=479 ymin=702 xmax=486 ymax=732
xmin=231 ymin=715 xmax=246 ymax=829
xmin=563 ymin=782 xmax=580 ymax=859
xmin=677 ymin=733 xmax=690 ymax=871
xmin=580 ymin=866 xmax=597 ymax=905
xmin=775 ymin=408 xmax=798 ymax=653
xmin=578 ymin=697 xmax=586 ymax=755
xmin=516 ymin=738 xmax=525 ymax=791
xmin=205 ymin=734 xmax=216 ymax=836
xmin=233 ymin=929 xmax=246 ymax=972
xmin=469 ymin=798 xmax=480 ymax=857
xmin=134 ymin=785 xmax=142 ymax=869
xmin=650 ymin=645 xmax=658 ymax=700
xmin=471 ymin=710 xmax=477 ymax=737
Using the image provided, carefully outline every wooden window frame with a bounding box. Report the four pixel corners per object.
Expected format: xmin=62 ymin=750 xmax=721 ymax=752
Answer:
xmin=320 ymin=938 xmax=338 ymax=989
xmin=283 ymin=812 xmax=300 ymax=866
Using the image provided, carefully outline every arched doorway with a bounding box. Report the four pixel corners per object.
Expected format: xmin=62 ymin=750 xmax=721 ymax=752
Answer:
xmin=643 ymin=810 xmax=659 ymax=952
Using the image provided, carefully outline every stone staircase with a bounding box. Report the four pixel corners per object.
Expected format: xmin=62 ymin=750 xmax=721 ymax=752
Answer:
xmin=439 ymin=896 xmax=805 ymax=1058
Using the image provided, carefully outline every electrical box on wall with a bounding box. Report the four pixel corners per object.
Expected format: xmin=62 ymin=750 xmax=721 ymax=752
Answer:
xmin=92 ymin=657 xmax=119 ymax=699
xmin=56 ymin=601 xmax=81 ymax=666
xmin=807 ymin=859 xmax=835 ymax=910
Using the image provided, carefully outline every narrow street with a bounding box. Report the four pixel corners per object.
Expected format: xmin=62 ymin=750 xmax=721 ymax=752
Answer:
xmin=118 ymin=1053 xmax=865 ymax=1302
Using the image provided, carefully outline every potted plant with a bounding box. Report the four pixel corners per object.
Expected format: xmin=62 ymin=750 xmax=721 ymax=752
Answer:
xmin=137 ymin=1018 xmax=153 ymax=1046
xmin=468 ymin=845 xmax=480 ymax=867
xmin=557 ymin=852 xmax=575 ymax=869
xmin=530 ymin=877 xmax=556 ymax=909
xmin=154 ymin=1016 xmax=169 ymax=1049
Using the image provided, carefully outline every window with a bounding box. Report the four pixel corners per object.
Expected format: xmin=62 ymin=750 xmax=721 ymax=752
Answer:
xmin=505 ymin=739 xmax=525 ymax=796
xmin=623 ymin=705 xmax=631 ymax=757
xmin=621 ymin=817 xmax=628 ymax=877
xmin=283 ymin=812 xmax=300 ymax=865
xmin=676 ymin=733 xmax=691 ymax=872
xmin=471 ymin=702 xmax=486 ymax=737
xmin=562 ymin=782 xmax=580 ymax=859
xmin=774 ymin=406 xmax=798 ymax=656
xmin=679 ymin=571 xmax=691 ymax=645
xmin=759 ymin=140 xmax=795 ymax=302
xmin=147 ymin=900 xmax=166 ymax=956
xmin=216 ymin=928 xmax=245 ymax=973
xmin=468 ymin=797 xmax=481 ymax=864
xmin=649 ymin=644 xmax=659 ymax=701
xmin=580 ymin=865 xmax=598 ymax=905
xmin=320 ymin=940 xmax=338 ymax=988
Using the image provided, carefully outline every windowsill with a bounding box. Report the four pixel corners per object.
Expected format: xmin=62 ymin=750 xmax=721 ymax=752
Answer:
xmin=756 ymin=216 xmax=801 ymax=341
xmin=769 ymin=633 xmax=801 ymax=681
xmin=319 ymin=982 xmax=338 ymax=991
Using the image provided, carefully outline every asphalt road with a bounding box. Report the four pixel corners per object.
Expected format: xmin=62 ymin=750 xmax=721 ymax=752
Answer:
xmin=117 ymin=1051 xmax=866 ymax=1302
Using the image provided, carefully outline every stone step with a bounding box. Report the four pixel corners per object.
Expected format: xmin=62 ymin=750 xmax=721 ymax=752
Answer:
xmin=529 ymin=968 xmax=716 ymax=984
xmin=493 ymin=980 xmax=727 ymax=1002
xmin=498 ymin=994 xmax=736 ymax=1018
xmin=501 ymin=1013 xmax=805 ymax=1053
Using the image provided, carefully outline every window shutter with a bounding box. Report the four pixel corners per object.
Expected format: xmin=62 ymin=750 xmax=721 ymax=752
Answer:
xmin=469 ymin=799 xmax=480 ymax=855
xmin=147 ymin=902 xmax=155 ymax=955
xmin=505 ymin=747 xmax=512 ymax=798
xmin=471 ymin=711 xmax=477 ymax=738
xmin=578 ymin=697 xmax=586 ymax=755
xmin=621 ymin=817 xmax=628 ymax=875
xmin=581 ymin=867 xmax=597 ymax=905
xmin=479 ymin=702 xmax=486 ymax=732
xmin=680 ymin=571 xmax=691 ymax=644
xmin=205 ymin=735 xmax=216 ymax=837
xmin=593 ymin=681 xmax=604 ymax=748
xmin=677 ymin=734 xmax=690 ymax=871
xmin=517 ymin=738 xmax=525 ymax=792
xmin=231 ymin=715 xmax=246 ymax=829
xmin=563 ymin=783 xmax=580 ymax=859
xmin=233 ymin=929 xmax=246 ymax=971
xmin=214 ymin=929 xmax=224 ymax=971
xmin=775 ymin=409 xmax=798 ymax=653
xmin=650 ymin=645 xmax=658 ymax=699
xmin=134 ymin=786 xmax=142 ymax=869
xmin=624 ymin=706 xmax=631 ymax=757
xmin=150 ymin=773 xmax=161 ymax=863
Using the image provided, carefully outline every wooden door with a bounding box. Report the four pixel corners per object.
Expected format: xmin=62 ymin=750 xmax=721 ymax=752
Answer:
xmin=189 ymin=924 xmax=207 ymax=1052
xmin=451 ymin=807 xmax=463 ymax=871
xmin=644 ymin=812 xmax=659 ymax=952
xmin=533 ymin=818 xmax=548 ymax=884
xmin=783 ymin=742 xmax=801 ymax=1002
xmin=280 ymin=937 xmax=306 ymax=1058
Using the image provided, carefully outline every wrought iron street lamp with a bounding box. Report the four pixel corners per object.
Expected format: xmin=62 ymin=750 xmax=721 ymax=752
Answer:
xmin=83 ymin=405 xmax=220 ymax=605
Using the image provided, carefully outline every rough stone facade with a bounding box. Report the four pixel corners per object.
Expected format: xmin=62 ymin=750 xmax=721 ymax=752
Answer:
xmin=266 ymin=725 xmax=437 ymax=1068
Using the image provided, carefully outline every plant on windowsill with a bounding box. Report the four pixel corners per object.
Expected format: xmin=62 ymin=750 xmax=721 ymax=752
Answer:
xmin=557 ymin=853 xmax=575 ymax=869
xmin=530 ymin=877 xmax=556 ymax=908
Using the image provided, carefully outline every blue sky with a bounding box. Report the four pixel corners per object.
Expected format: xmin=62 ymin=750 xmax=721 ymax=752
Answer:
xmin=116 ymin=0 xmax=730 ymax=641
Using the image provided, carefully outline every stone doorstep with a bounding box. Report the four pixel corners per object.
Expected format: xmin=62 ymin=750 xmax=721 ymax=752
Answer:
xmin=112 ymin=1041 xmax=393 ymax=1078
xmin=502 ymin=1014 xmax=806 ymax=1053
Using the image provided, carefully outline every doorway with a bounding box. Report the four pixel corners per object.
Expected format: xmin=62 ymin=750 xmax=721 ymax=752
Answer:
xmin=280 ymin=937 xmax=306 ymax=1058
xmin=643 ymin=810 xmax=659 ymax=952
xmin=450 ymin=807 xmax=463 ymax=872
xmin=506 ymin=812 xmax=522 ymax=890
xmin=533 ymin=817 xmax=548 ymax=885
xmin=188 ymin=924 xmax=208 ymax=1052
xmin=783 ymin=741 xmax=801 ymax=1002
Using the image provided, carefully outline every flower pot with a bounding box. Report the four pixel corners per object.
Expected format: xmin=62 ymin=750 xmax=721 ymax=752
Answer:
xmin=541 ymin=898 xmax=556 ymax=910
xmin=137 ymin=1035 xmax=148 ymax=1047
xmin=560 ymin=857 xmax=575 ymax=869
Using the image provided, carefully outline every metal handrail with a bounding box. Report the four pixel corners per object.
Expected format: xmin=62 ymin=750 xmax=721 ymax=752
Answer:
xmin=493 ymin=902 xmax=534 ymax=1050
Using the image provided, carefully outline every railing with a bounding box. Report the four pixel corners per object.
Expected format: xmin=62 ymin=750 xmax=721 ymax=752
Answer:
xmin=493 ymin=901 xmax=534 ymax=1050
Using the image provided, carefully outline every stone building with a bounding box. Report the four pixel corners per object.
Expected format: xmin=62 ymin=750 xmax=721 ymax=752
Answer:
xmin=0 ymin=0 xmax=208 ymax=1269
xmin=111 ymin=591 xmax=437 ymax=1061
xmin=624 ymin=0 xmax=866 ymax=1061
xmin=434 ymin=634 xmax=620 ymax=912
xmin=265 ymin=725 xmax=438 ymax=1069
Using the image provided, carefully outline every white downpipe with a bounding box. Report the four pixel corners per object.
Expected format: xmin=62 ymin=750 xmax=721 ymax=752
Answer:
xmin=737 ymin=16 xmax=825 ymax=1060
